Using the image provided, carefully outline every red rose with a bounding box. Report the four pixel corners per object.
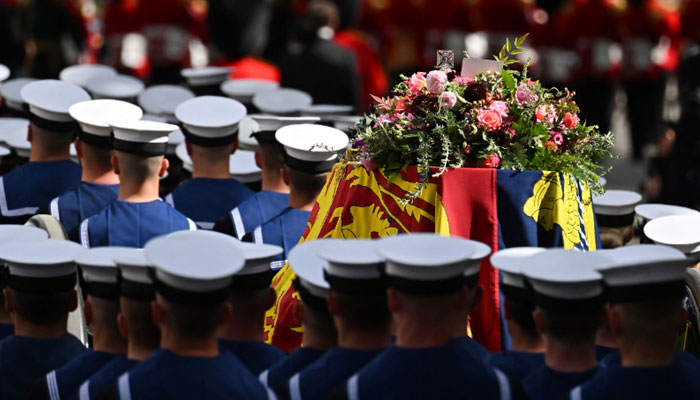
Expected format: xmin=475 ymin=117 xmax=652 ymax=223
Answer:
xmin=562 ymin=112 xmax=579 ymax=129
xmin=481 ymin=153 xmax=501 ymax=168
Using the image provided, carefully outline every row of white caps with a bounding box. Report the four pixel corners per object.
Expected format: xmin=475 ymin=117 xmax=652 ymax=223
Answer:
xmin=289 ymin=234 xmax=493 ymax=299
xmin=492 ymin=244 xmax=692 ymax=303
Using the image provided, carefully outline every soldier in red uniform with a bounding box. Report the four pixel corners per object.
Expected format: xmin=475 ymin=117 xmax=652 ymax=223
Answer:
xmin=618 ymin=0 xmax=681 ymax=159
xmin=569 ymin=0 xmax=622 ymax=135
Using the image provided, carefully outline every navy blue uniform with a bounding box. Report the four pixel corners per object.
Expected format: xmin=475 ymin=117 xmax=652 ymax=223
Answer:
xmin=78 ymin=356 xmax=138 ymax=400
xmin=595 ymin=345 xmax=618 ymax=362
xmin=214 ymin=191 xmax=290 ymax=239
xmin=218 ymin=339 xmax=286 ymax=375
xmin=260 ymin=348 xmax=326 ymax=390
xmin=111 ymin=349 xmax=270 ymax=400
xmin=523 ymin=364 xmax=599 ymax=400
xmin=0 ymin=333 xmax=86 ymax=399
xmin=0 ymin=323 xmax=13 ymax=340
xmin=74 ymin=200 xmax=196 ymax=248
xmin=343 ymin=337 xmax=508 ymax=400
xmin=288 ymin=347 xmax=383 ymax=400
xmin=165 ymin=178 xmax=254 ymax=229
xmin=569 ymin=353 xmax=700 ymax=399
xmin=489 ymin=351 xmax=545 ymax=381
xmin=28 ymin=350 xmax=117 ymax=400
xmin=249 ymin=208 xmax=310 ymax=270
xmin=0 ymin=160 xmax=81 ymax=223
xmin=41 ymin=182 xmax=119 ymax=232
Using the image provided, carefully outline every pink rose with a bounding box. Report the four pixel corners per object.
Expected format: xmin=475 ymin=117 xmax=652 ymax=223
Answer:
xmin=477 ymin=109 xmax=502 ymax=131
xmin=408 ymin=72 xmax=426 ymax=95
xmin=551 ymin=131 xmax=564 ymax=145
xmin=440 ymin=92 xmax=457 ymax=109
xmin=454 ymin=76 xmax=473 ymax=85
xmin=360 ymin=156 xmax=376 ymax=171
xmin=535 ymin=104 xmax=556 ymax=124
xmin=377 ymin=113 xmax=395 ymax=126
xmin=426 ymin=70 xmax=448 ymax=94
xmin=515 ymin=83 xmax=538 ymax=105
xmin=481 ymin=153 xmax=501 ymax=168
xmin=488 ymin=100 xmax=508 ymax=118
xmin=562 ymin=112 xmax=579 ymax=129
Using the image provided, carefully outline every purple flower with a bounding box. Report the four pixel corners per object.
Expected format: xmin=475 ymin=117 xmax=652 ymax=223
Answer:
xmin=378 ymin=114 xmax=395 ymax=126
xmin=360 ymin=156 xmax=376 ymax=171
xmin=353 ymin=138 xmax=365 ymax=148
xmin=515 ymin=83 xmax=538 ymax=105
xmin=440 ymin=92 xmax=457 ymax=109
xmin=426 ymin=70 xmax=448 ymax=94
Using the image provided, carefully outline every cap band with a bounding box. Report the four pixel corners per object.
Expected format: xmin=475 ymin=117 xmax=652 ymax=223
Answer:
xmin=323 ymin=271 xmax=386 ymax=295
xmin=502 ymin=284 xmax=535 ymax=305
xmin=605 ymin=280 xmax=685 ymax=303
xmin=29 ymin=113 xmax=76 ymax=133
xmin=533 ymin=292 xmax=606 ymax=312
xmin=181 ymin=125 xmax=238 ymax=147
xmin=386 ymin=275 xmax=465 ymax=296
xmin=112 ymin=138 xmax=168 ymax=156
xmin=76 ymin=126 xmax=112 ymax=149
xmin=83 ymin=281 xmax=121 ymax=299
xmin=596 ymin=213 xmax=635 ymax=228
xmin=251 ymin=130 xmax=277 ymax=145
xmin=230 ymin=270 xmax=276 ymax=292
xmin=154 ymin=277 xmax=230 ymax=307
xmin=121 ymin=279 xmax=156 ymax=301
xmin=1 ymin=103 xmax=29 ymax=118
xmin=292 ymin=278 xmax=329 ymax=313
xmin=6 ymin=271 xmax=76 ymax=293
xmin=189 ymin=84 xmax=222 ymax=97
xmin=283 ymin=153 xmax=337 ymax=174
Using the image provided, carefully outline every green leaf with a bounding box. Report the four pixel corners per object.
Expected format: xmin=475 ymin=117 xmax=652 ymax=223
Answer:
xmin=501 ymin=68 xmax=516 ymax=92
xmin=506 ymin=38 xmax=511 ymax=52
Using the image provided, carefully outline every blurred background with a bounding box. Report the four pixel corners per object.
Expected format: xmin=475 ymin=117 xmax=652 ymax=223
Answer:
xmin=2 ymin=0 xmax=700 ymax=206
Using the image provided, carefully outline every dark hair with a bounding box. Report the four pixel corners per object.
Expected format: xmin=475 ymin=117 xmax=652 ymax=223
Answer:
xmin=121 ymin=297 xmax=160 ymax=349
xmin=10 ymin=289 xmax=73 ymax=325
xmin=160 ymin=297 xmax=225 ymax=340
xmin=287 ymin=167 xmax=327 ymax=201
xmin=540 ymin=305 xmax=603 ymax=344
xmin=332 ymin=292 xmax=390 ymax=331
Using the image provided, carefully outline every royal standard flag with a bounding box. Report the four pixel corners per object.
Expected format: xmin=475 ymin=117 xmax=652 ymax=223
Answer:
xmin=265 ymin=163 xmax=599 ymax=353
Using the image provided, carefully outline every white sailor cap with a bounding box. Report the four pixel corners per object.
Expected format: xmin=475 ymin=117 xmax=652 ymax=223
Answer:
xmin=491 ymin=247 xmax=545 ymax=290
xmin=69 ymin=99 xmax=143 ymax=148
xmin=59 ymin=64 xmax=117 ymax=88
xmin=21 ymin=80 xmax=90 ymax=132
xmin=245 ymin=115 xmax=321 ymax=149
xmin=174 ymin=142 xmax=192 ymax=172
xmin=166 ymin=129 xmax=185 ymax=154
xmin=593 ymin=190 xmax=642 ymax=227
xmin=0 ymin=225 xmax=48 ymax=245
xmin=74 ymin=247 xmax=135 ymax=299
xmin=521 ymin=249 xmax=609 ymax=310
xmin=463 ymin=240 xmax=492 ymax=284
xmin=5 ymin=127 xmax=31 ymax=158
xmin=231 ymin=241 xmax=283 ymax=290
xmin=635 ymin=203 xmax=700 ymax=222
xmin=596 ymin=244 xmax=691 ymax=302
xmin=86 ymin=74 xmax=145 ymax=100
xmin=109 ymin=119 xmax=178 ymax=156
xmin=144 ymin=230 xmax=244 ymax=306
xmin=0 ymin=145 xmax=9 ymax=160
xmin=252 ymin=88 xmax=313 ymax=115
xmin=328 ymin=115 xmax=361 ymax=133
xmin=644 ymin=215 xmax=700 ymax=254
xmin=175 ymin=96 xmax=247 ymax=146
xmin=0 ymin=117 xmax=29 ymax=146
xmin=316 ymin=239 xmax=385 ymax=294
xmin=276 ymin=124 xmax=349 ymax=174
xmin=0 ymin=64 xmax=9 ymax=82
xmin=141 ymin=114 xmax=167 ymax=123
xmin=373 ymin=233 xmax=477 ymax=295
xmin=181 ymin=66 xmax=232 ymax=88
xmin=220 ymin=79 xmax=279 ymax=104
xmin=229 ymin=150 xmax=261 ymax=183
xmin=300 ymin=104 xmax=354 ymax=117
xmin=288 ymin=239 xmax=337 ymax=310
xmin=0 ymin=78 xmax=37 ymax=112
xmin=0 ymin=239 xmax=82 ymax=293
xmin=114 ymin=249 xmax=155 ymax=301
xmin=137 ymin=85 xmax=194 ymax=122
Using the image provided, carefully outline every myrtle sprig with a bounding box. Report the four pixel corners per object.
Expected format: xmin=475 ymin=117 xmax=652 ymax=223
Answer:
xmin=495 ymin=34 xmax=529 ymax=67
